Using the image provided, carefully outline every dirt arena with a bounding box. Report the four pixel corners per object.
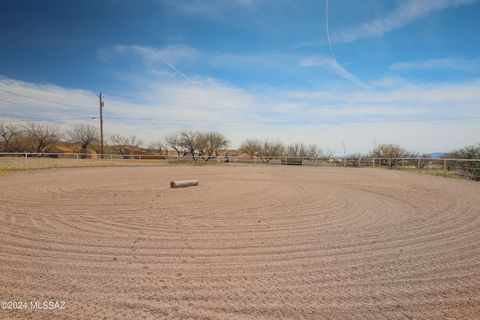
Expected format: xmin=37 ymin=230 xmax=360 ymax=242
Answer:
xmin=1 ymin=166 xmax=480 ymax=319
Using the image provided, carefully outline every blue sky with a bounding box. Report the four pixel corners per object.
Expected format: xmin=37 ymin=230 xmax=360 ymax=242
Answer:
xmin=1 ymin=0 xmax=479 ymax=154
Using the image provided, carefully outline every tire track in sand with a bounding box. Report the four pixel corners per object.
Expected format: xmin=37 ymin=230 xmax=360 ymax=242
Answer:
xmin=1 ymin=166 xmax=480 ymax=319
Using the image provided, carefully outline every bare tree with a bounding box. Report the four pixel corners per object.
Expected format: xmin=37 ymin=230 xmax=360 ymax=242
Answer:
xmin=286 ymin=143 xmax=305 ymax=158
xmin=67 ymin=124 xmax=99 ymax=151
xmin=165 ymin=133 xmax=182 ymax=156
xmin=148 ymin=139 xmax=167 ymax=154
xmin=196 ymin=131 xmax=229 ymax=162
xmin=239 ymin=139 xmax=261 ymax=159
xmin=285 ymin=143 xmax=330 ymax=159
xmin=23 ymin=122 xmax=60 ymax=153
xmin=109 ymin=134 xmax=143 ymax=156
xmin=178 ymin=130 xmax=199 ymax=160
xmin=306 ymin=144 xmax=332 ymax=158
xmin=0 ymin=121 xmax=19 ymax=152
xmin=258 ymin=139 xmax=284 ymax=164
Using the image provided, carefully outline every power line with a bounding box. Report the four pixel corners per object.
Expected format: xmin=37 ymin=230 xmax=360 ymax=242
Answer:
xmin=2 ymin=113 xmax=480 ymax=126
xmin=0 ymin=98 xmax=97 ymax=117
xmin=83 ymin=115 xmax=480 ymax=125
xmin=0 ymin=87 xmax=95 ymax=111
xmin=0 ymin=88 xmax=141 ymax=124
xmin=0 ymin=116 xmax=96 ymax=123
xmin=1 ymin=88 xmax=480 ymax=126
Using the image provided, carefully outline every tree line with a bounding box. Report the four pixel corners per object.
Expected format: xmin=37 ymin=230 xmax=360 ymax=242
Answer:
xmin=0 ymin=122 xmax=231 ymax=161
xmin=0 ymin=121 xmax=142 ymax=155
xmin=1 ymin=120 xmax=479 ymax=163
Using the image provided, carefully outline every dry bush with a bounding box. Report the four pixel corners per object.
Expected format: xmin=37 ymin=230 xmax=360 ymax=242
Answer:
xmin=371 ymin=144 xmax=409 ymax=167
xmin=449 ymin=143 xmax=480 ymax=180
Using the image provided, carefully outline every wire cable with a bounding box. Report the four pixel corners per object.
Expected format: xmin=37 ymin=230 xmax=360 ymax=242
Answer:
xmin=0 ymin=88 xmax=95 ymax=110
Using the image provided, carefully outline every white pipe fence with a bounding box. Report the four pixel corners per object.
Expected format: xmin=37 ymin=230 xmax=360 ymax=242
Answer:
xmin=1 ymin=152 xmax=479 ymax=180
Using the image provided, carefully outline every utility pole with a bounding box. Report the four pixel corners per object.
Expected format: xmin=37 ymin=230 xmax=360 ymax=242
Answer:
xmin=98 ymin=93 xmax=104 ymax=159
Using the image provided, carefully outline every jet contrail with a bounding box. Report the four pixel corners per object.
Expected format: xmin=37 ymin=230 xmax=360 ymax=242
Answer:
xmin=158 ymin=56 xmax=195 ymax=84
xmin=325 ymin=0 xmax=368 ymax=89
xmin=325 ymin=0 xmax=336 ymax=60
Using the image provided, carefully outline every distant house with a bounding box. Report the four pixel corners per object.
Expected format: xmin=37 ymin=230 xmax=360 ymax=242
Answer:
xmin=218 ymin=149 xmax=242 ymax=157
xmin=45 ymin=144 xmax=79 ymax=157
xmin=50 ymin=145 xmax=78 ymax=154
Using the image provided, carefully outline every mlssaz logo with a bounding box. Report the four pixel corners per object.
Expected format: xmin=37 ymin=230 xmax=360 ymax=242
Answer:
xmin=30 ymin=301 xmax=66 ymax=310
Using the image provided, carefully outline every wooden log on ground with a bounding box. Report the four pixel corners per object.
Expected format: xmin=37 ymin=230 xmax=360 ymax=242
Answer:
xmin=170 ymin=180 xmax=199 ymax=188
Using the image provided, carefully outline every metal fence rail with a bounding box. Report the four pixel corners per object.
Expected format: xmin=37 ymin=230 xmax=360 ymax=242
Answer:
xmin=1 ymin=152 xmax=479 ymax=181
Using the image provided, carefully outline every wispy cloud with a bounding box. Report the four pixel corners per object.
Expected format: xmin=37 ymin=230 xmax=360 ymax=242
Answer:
xmin=99 ymin=44 xmax=198 ymax=82
xmin=299 ymin=56 xmax=368 ymax=89
xmin=390 ymin=57 xmax=480 ymax=71
xmin=334 ymin=0 xmax=476 ymax=43
xmin=2 ymin=74 xmax=480 ymax=153
xmin=164 ymin=0 xmax=261 ymax=19
xmin=100 ymin=44 xmax=373 ymax=89
xmin=99 ymin=44 xmax=198 ymax=63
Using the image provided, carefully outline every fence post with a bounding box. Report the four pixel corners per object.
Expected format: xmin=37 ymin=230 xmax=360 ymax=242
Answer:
xmin=344 ymin=158 xmax=347 ymax=167
xmin=372 ymin=158 xmax=375 ymax=168
xmin=389 ymin=158 xmax=392 ymax=168
xmin=24 ymin=153 xmax=28 ymax=170
xmin=443 ymin=159 xmax=447 ymax=177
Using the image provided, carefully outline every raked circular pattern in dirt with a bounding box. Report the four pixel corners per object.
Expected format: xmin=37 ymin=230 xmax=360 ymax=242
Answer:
xmin=1 ymin=166 xmax=480 ymax=319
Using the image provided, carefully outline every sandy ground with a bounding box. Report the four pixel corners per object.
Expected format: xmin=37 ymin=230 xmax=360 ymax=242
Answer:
xmin=1 ymin=165 xmax=480 ymax=319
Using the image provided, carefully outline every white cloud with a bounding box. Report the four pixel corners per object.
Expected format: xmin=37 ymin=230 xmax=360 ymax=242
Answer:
xmin=1 ymin=74 xmax=480 ymax=155
xmin=390 ymin=57 xmax=480 ymax=71
xmin=334 ymin=0 xmax=476 ymax=43
xmin=290 ymin=79 xmax=480 ymax=110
